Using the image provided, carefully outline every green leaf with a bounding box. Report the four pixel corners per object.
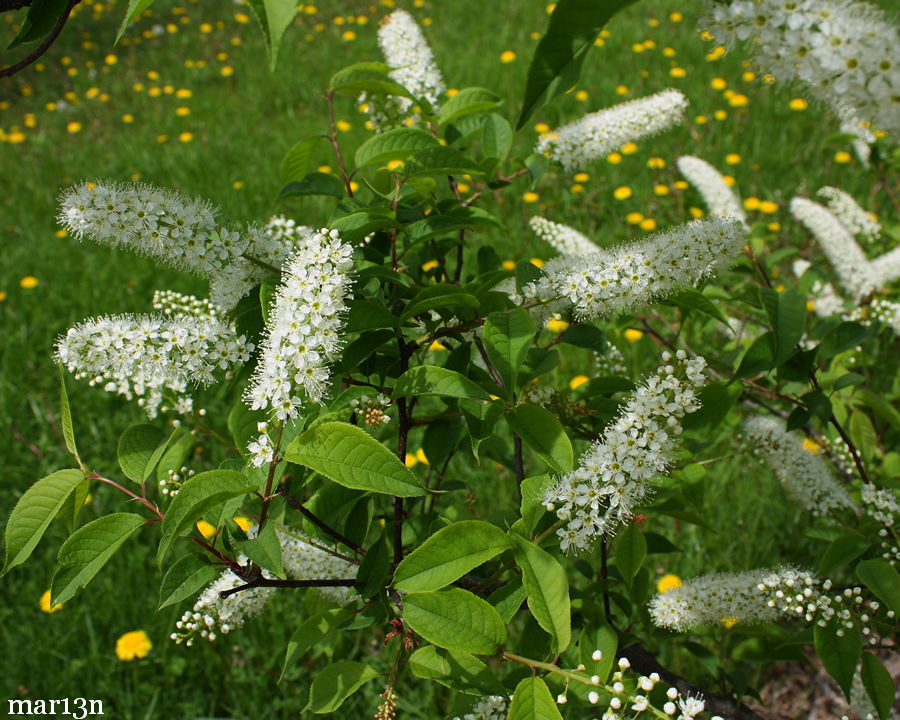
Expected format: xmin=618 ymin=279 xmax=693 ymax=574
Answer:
xmin=849 ymin=411 xmax=877 ymax=462
xmin=284 ymin=422 xmax=427 ymax=497
xmin=437 ymin=87 xmax=503 ymax=125
xmin=305 ymin=660 xmax=380 ymax=713
xmin=330 ymin=210 xmax=399 ymax=243
xmin=481 ymin=114 xmax=514 ymax=161
xmin=281 ymin=608 xmax=353 ymax=682
xmin=158 ymin=553 xmax=220 ymax=609
xmin=509 ymin=533 xmax=571 ymax=653
xmin=158 ymin=470 xmax=254 ymax=562
xmin=833 ymin=372 xmax=865 ymax=391
xmin=578 ymin=625 xmax=617 ymax=684
xmin=814 ymin=621 xmax=861 ymax=699
xmin=394 ymin=366 xmax=490 ymax=402
xmin=115 ymin=0 xmax=157 ymax=43
xmin=58 ymin=364 xmax=78 ymax=460
xmin=354 ymin=127 xmax=439 ymax=169
xmin=735 ymin=331 xmax=774 ymax=378
xmin=483 ymin=308 xmax=535 ymax=391
xmin=488 ymin=576 xmax=527 ymax=623
xmin=856 ymin=559 xmax=900 ymax=615
xmin=759 ymin=286 xmax=806 ymax=365
xmin=280 ymin=136 xmax=325 ymax=185
xmin=861 ymin=652 xmax=895 ymax=720
xmin=279 ymin=171 xmax=345 ymax=200
xmin=354 ymin=531 xmax=390 ymax=599
xmin=2 ymin=469 xmax=84 ymax=576
xmin=329 ymin=61 xmax=413 ymax=98
xmin=517 ymin=0 xmax=638 ymax=128
xmin=403 ymin=146 xmax=485 ymax=178
xmin=409 ymin=645 xmax=506 ymax=696
xmin=857 ymin=389 xmax=900 ymax=432
xmin=9 ymin=0 xmax=70 ymax=49
xmin=236 ymin=521 xmax=284 ymax=578
xmin=506 ymin=404 xmax=573 ymax=473
xmin=819 ymin=321 xmax=872 ymax=357
xmin=507 ymin=677 xmax=564 ymax=720
xmin=246 ymin=0 xmax=297 ymax=70
xmin=461 ymin=399 xmax=503 ymax=461
xmin=117 ymin=424 xmax=166 ymax=484
xmin=818 ymin=531 xmax=870 ymax=575
xmin=51 ymin=513 xmax=144 ymax=604
xmin=54 ymin=474 xmax=90 ymax=536
xmin=520 ymin=474 xmax=553 ymax=535
xmin=394 ymin=520 xmax=511 ymax=592
xmin=615 ymin=524 xmax=646 ymax=586
xmin=803 ymin=391 xmax=833 ymax=422
xmin=558 ymin=324 xmax=606 ymax=351
xmin=345 ymin=299 xmax=398 ymax=332
xmin=523 ymin=153 xmax=548 ymax=184
xmin=403 ymin=588 xmax=507 ymax=654
xmin=665 ymin=288 xmax=728 ymax=326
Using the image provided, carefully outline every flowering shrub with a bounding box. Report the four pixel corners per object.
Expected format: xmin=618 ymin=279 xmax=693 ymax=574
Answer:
xmin=2 ymin=1 xmax=899 ymax=719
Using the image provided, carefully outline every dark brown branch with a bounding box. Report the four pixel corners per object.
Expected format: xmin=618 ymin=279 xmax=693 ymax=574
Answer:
xmin=620 ymin=643 xmax=764 ymax=720
xmin=0 ymin=0 xmax=80 ymax=79
xmin=278 ymin=487 xmax=366 ymax=556
xmin=1 ymin=0 xmax=33 ymax=12
xmin=219 ymin=577 xmax=357 ymax=599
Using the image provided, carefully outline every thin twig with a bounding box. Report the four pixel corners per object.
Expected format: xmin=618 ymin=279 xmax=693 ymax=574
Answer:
xmin=1 ymin=0 xmax=80 ymax=79
xmin=278 ymin=487 xmax=366 ymax=555
xmin=219 ymin=577 xmax=357 ymax=599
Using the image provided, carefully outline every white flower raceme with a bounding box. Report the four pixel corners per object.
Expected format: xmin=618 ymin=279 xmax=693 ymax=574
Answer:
xmin=535 ymin=89 xmax=689 ymax=172
xmin=861 ymin=483 xmax=900 ymax=526
xmin=524 ymin=216 xmax=746 ymax=321
xmin=173 ymin=531 xmax=357 ymax=645
xmin=676 ymin=156 xmax=746 ymax=223
xmin=838 ymin=105 xmax=876 ymax=165
xmin=816 ymin=187 xmax=880 ymax=244
xmin=790 ymin=197 xmax=878 ymax=301
xmin=543 ymin=351 xmax=708 ymax=552
xmin=702 ymin=0 xmax=900 ymax=134
xmin=56 ymin=313 xmax=252 ymax=418
xmin=364 ymin=9 xmax=445 ymax=128
xmin=453 ymin=696 xmax=508 ymax=720
xmin=210 ymin=217 xmax=315 ymax=310
xmin=152 ymin=289 xmax=221 ymax=319
xmin=529 ymin=215 xmax=598 ymax=257
xmin=650 ymin=566 xmax=870 ymax=632
xmin=742 ymin=417 xmax=858 ymax=516
xmin=245 ymin=228 xmax=353 ymax=426
xmin=870 ymin=298 xmax=900 ymax=335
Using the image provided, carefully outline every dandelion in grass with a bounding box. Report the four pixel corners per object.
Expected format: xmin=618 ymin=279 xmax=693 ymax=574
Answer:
xmin=56 ymin=313 xmax=252 ymax=418
xmin=244 ymin=229 xmax=353 ymax=458
xmin=543 ymin=351 xmax=708 ymax=552
xmin=525 ymin=216 xmax=746 ymax=321
xmin=535 ymin=89 xmax=688 ymax=172
xmin=116 ymin=630 xmax=152 ymax=661
xmin=676 ymin=155 xmax=746 ymax=223
xmin=702 ymin=0 xmax=900 ymax=134
xmin=742 ymin=416 xmax=858 ymax=515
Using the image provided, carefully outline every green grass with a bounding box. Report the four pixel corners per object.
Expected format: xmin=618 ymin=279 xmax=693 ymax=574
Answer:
xmin=0 ymin=0 xmax=894 ymax=716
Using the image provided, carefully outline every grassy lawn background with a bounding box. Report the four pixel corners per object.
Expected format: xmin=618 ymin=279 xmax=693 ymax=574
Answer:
xmin=0 ymin=0 xmax=892 ymax=717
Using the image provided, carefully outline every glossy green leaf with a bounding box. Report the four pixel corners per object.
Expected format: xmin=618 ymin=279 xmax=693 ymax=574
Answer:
xmin=2 ymin=469 xmax=84 ymax=576
xmin=403 ymin=588 xmax=507 ymax=654
xmin=158 ymin=553 xmax=220 ymax=609
xmin=403 ymin=146 xmax=485 ymax=178
xmin=281 ymin=607 xmax=353 ymax=682
xmin=483 ymin=308 xmax=535 ymax=391
xmin=510 ymin=533 xmax=571 ymax=653
xmin=51 ymin=513 xmax=144 ymax=604
xmin=849 ymin=411 xmax=877 ymax=462
xmin=354 ymin=127 xmax=439 ymax=169
xmin=285 ymin=422 xmax=427 ymax=497
xmin=517 ymin=0 xmax=638 ymax=128
xmin=818 ymin=531 xmax=870 ymax=575
xmin=578 ymin=625 xmax=617 ymax=684
xmin=856 ymin=559 xmax=900 ymax=615
xmin=505 ymin=404 xmax=573 ymax=473
xmin=329 ymin=61 xmax=413 ymax=98
xmin=409 ymin=645 xmax=506 ymax=696
xmin=305 ymin=661 xmax=380 ymax=713
xmin=115 ymin=0 xmax=157 ymax=42
xmin=759 ymin=286 xmax=806 ymax=365
xmin=394 ymin=366 xmax=490 ymax=402
xmin=861 ymin=652 xmax=895 ymax=720
xmin=280 ymin=135 xmax=325 ymax=184
xmin=158 ymin=470 xmax=254 ymax=562
xmin=488 ymin=576 xmax=526 ymax=623
xmin=481 ymin=114 xmax=514 ymax=161
xmin=814 ymin=621 xmax=861 ymax=699
xmin=615 ymin=524 xmax=646 ymax=586
xmin=665 ymin=288 xmax=728 ymax=326
xmin=279 ymin=171 xmax=345 ymax=200
xmin=437 ymin=87 xmax=503 ymax=125
xmin=246 ymin=0 xmax=297 ymax=70
xmin=58 ymin=364 xmax=78 ymax=460
xmin=236 ymin=521 xmax=284 ymax=578
xmin=393 ymin=520 xmax=511 ymax=592
xmin=117 ymin=424 xmax=166 ymax=484
xmin=520 ymin=474 xmax=553 ymax=535
xmin=507 ymin=677 xmax=564 ymax=720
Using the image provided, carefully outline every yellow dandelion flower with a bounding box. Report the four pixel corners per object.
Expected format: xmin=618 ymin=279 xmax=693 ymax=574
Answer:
xmin=742 ymin=71 xmax=756 ymax=82
xmin=116 ymin=630 xmax=152 ymax=661
xmin=663 ymin=47 xmax=676 ymax=57
xmin=196 ymin=520 xmax=216 ymax=539
xmin=706 ymin=45 xmax=726 ymax=61
xmin=421 ymin=259 xmax=440 ymax=272
xmin=176 ymin=88 xmax=192 ymax=99
xmin=711 ymin=78 xmax=727 ymax=90
xmin=234 ymin=12 xmax=250 ymax=23
xmin=674 ymin=180 xmax=688 ymax=190
xmin=743 ymin=197 xmax=760 ymax=211
xmin=342 ymin=30 xmax=356 ymax=41
xmin=336 ymin=119 xmax=352 ymax=132
xmin=632 ymin=43 xmax=645 ymax=53
xmin=640 ymin=218 xmax=657 ymax=231
xmin=656 ymin=573 xmax=682 ymax=593
xmin=404 ymin=453 xmax=418 ymax=468
xmin=624 ymin=328 xmax=644 ymax=343
xmin=669 ymin=67 xmax=686 ymax=78
xmin=40 ymin=590 xmax=63 ymax=614
xmin=646 ymin=157 xmax=665 ymax=169
xmin=768 ymin=222 xmax=781 ymax=232
xmin=529 ymin=258 xmax=545 ymax=268
xmin=523 ymin=191 xmax=539 ymax=203
xmin=802 ymin=437 xmax=821 ymax=455
xmin=669 ymin=11 xmax=682 ymax=21
xmin=546 ymin=318 xmax=570 ymax=334
xmin=0 ymin=291 xmax=6 ymax=302
xmin=415 ymin=449 xmax=429 ymax=465
xmin=20 ymin=276 xmax=39 ymax=289
xmin=500 ymin=50 xmax=516 ymax=63
xmin=613 ymin=186 xmax=632 ymax=200
xmin=232 ymin=180 xmax=244 ymax=190
xmin=178 ymin=132 xmax=194 ymax=143
xmin=689 ymin=207 xmax=704 ymax=219
xmin=429 ymin=340 xmax=447 ymax=352
xmin=221 ymin=66 xmax=234 ymax=77
xmin=714 ymin=109 xmax=728 ymax=120
xmin=834 ymin=151 xmax=851 ymax=164
xmin=534 ymin=122 xmax=550 ymax=133
xmin=502 ymin=260 xmax=516 ymax=271
xmin=806 ymin=299 xmax=816 ymax=312
xmin=66 ymin=121 xmax=82 ymax=133
xmin=575 ymin=90 xmax=589 ymax=101
xmin=570 ymin=183 xmax=584 ymax=194
xmin=233 ymin=516 xmax=252 ymax=532
xmin=653 ymin=184 xmax=669 ymax=196
xmin=7 ymin=131 xmax=26 ymax=143
xmin=722 ymin=175 xmax=736 ymax=187
xmin=55 ymin=229 xmax=67 ymax=238
xmin=759 ymin=201 xmax=779 ymax=214
xmin=695 ymin=115 xmax=708 ymax=125
xmin=104 ymin=54 xmax=118 ymax=65
xmin=725 ymin=153 xmax=741 ymax=165
xmin=122 ymin=113 xmax=134 ymax=123
xmin=729 ymin=93 xmax=749 ymax=107
xmin=615 ymin=85 xmax=628 ymax=96
xmin=607 ymin=152 xmax=622 ymax=164
xmin=621 ymin=142 xmax=638 ymax=154
xmin=573 ymin=172 xmax=590 ymax=183
xmin=175 ymin=106 xmax=190 ymax=116
xmin=200 ymin=22 xmax=212 ymax=33
xmin=569 ymin=375 xmax=590 ymax=390
xmin=721 ymin=616 xmax=739 ymax=628
xmin=626 ymin=212 xmax=644 ymax=225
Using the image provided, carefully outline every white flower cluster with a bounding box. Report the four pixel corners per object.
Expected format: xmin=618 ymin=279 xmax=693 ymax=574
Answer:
xmin=529 ymin=216 xmax=598 ymax=257
xmin=350 ymin=393 xmax=392 ymax=426
xmin=453 ymin=696 xmax=508 ymax=720
xmin=742 ymin=417 xmax=858 ymax=516
xmin=817 ymin=187 xmax=880 ymax=244
xmin=597 ymin=343 xmax=629 ymax=376
xmin=535 ymin=89 xmax=688 ymax=172
xmin=838 ymin=105 xmax=877 ymax=165
xmin=173 ymin=531 xmax=357 ymax=645
xmin=702 ymin=0 xmax=900 ymax=134
xmin=543 ymin=351 xmax=707 ymax=552
xmin=676 ymin=156 xmax=746 ymax=223
xmin=159 ymin=465 xmax=195 ymax=497
xmin=56 ymin=313 xmax=252 ymax=418
xmin=363 ymin=10 xmax=445 ymax=128
xmin=58 ymin=183 xmax=315 ymax=310
xmin=524 ymin=216 xmax=746 ymax=321
xmin=651 ymin=567 xmax=881 ymax=640
xmin=209 ymin=217 xmax=314 ymax=311
xmin=861 ymin=484 xmax=899 ymax=526
xmin=152 ymin=289 xmax=221 ymax=319
xmin=870 ymin=298 xmax=900 ymax=335
xmin=245 ymin=228 xmax=354 ymax=428
xmin=790 ymin=197 xmax=878 ymax=301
